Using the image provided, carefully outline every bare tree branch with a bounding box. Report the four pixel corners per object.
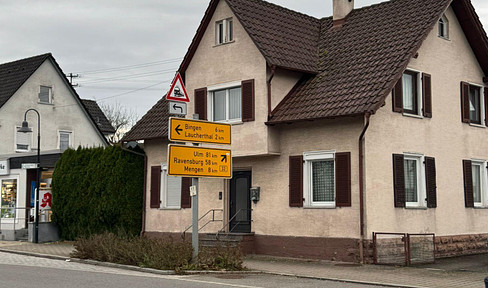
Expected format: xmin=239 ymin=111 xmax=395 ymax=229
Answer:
xmin=100 ymin=102 xmax=138 ymax=144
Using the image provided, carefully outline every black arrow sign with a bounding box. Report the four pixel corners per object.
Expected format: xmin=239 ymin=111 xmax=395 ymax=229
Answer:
xmin=221 ymin=154 xmax=227 ymax=163
xmin=175 ymin=125 xmax=183 ymax=135
xmin=173 ymin=103 xmax=183 ymax=113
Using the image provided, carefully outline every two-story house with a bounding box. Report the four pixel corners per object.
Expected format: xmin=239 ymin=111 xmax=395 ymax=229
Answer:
xmin=123 ymin=0 xmax=488 ymax=263
xmin=0 ymin=53 xmax=114 ymax=240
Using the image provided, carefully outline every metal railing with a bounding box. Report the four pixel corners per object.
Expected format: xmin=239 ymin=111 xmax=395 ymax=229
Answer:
xmin=181 ymin=209 xmax=223 ymax=239
xmin=0 ymin=206 xmax=52 ymax=241
xmin=373 ymin=232 xmax=436 ymax=266
xmin=217 ymin=208 xmax=252 ymax=240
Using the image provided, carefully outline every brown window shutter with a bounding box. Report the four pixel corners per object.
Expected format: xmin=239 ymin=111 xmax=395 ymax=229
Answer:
xmin=150 ymin=166 xmax=161 ymax=208
xmin=425 ymin=157 xmax=437 ymax=208
xmin=241 ymin=79 xmax=255 ymax=122
xmin=463 ymin=160 xmax=474 ymax=208
xmin=181 ymin=177 xmax=192 ymax=209
xmin=194 ymin=88 xmax=207 ymax=120
xmin=485 ymin=87 xmax=488 ymax=126
xmin=289 ymin=155 xmax=303 ymax=207
xmin=461 ymin=82 xmax=470 ymax=123
xmin=392 ymin=77 xmax=403 ymax=113
xmin=335 ymin=152 xmax=351 ymax=207
xmin=422 ymin=73 xmax=432 ymax=118
xmin=393 ymin=154 xmax=405 ymax=208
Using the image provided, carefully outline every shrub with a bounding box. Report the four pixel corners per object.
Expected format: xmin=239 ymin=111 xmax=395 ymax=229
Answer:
xmin=72 ymin=232 xmax=244 ymax=271
xmin=51 ymin=146 xmax=144 ymax=240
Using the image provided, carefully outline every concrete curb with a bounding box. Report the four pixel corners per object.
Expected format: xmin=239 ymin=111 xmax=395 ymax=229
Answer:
xmin=0 ymin=247 xmax=257 ymax=277
xmin=256 ymin=270 xmax=428 ymax=288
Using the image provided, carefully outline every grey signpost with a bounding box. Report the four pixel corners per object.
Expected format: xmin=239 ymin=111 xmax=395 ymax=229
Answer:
xmin=191 ymin=113 xmax=199 ymax=261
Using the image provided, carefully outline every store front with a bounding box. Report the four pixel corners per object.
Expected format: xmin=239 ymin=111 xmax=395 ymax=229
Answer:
xmin=0 ymin=151 xmax=60 ymax=241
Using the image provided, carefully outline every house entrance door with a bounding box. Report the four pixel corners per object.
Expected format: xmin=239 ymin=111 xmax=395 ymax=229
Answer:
xmin=229 ymin=171 xmax=251 ymax=233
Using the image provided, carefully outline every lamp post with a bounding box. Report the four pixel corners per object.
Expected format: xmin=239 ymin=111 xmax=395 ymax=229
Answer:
xmin=18 ymin=109 xmax=40 ymax=243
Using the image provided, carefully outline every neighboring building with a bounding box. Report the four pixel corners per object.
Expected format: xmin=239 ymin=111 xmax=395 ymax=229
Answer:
xmin=124 ymin=0 xmax=488 ymax=263
xmin=0 ymin=53 xmax=113 ymax=240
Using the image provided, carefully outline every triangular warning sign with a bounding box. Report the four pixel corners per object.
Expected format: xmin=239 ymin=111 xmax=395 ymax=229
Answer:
xmin=166 ymin=73 xmax=190 ymax=103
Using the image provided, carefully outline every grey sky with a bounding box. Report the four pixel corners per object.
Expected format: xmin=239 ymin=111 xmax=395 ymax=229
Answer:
xmin=1 ymin=0 xmax=488 ymax=119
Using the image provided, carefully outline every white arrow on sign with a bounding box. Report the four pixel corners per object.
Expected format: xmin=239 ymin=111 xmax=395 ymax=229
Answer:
xmin=169 ymin=101 xmax=187 ymax=115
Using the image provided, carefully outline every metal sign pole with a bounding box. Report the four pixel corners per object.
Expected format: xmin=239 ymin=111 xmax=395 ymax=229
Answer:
xmin=191 ymin=114 xmax=199 ymax=262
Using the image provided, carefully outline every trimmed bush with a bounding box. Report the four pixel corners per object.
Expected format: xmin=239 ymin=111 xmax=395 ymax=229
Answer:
xmin=72 ymin=232 xmax=244 ymax=272
xmin=51 ymin=146 xmax=144 ymax=240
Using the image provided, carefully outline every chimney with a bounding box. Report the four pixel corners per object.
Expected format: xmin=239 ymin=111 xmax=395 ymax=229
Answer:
xmin=333 ymin=0 xmax=354 ymax=28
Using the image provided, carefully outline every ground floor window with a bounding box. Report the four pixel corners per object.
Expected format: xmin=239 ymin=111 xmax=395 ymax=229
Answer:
xmin=304 ymin=151 xmax=336 ymax=208
xmin=161 ymin=164 xmax=181 ymax=209
xmin=1 ymin=178 xmax=17 ymax=218
xmin=471 ymin=161 xmax=487 ymax=207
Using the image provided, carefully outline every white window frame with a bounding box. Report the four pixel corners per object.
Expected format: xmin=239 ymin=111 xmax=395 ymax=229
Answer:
xmin=303 ymin=151 xmax=336 ymax=208
xmin=471 ymin=160 xmax=488 ymax=208
xmin=215 ymin=18 xmax=233 ymax=45
xmin=404 ymin=153 xmax=427 ymax=208
xmin=160 ymin=164 xmax=181 ymax=210
xmin=39 ymin=86 xmax=53 ymax=104
xmin=467 ymin=82 xmax=485 ymax=127
xmin=15 ymin=126 xmax=31 ymax=153
xmin=438 ymin=14 xmax=449 ymax=40
xmin=402 ymin=68 xmax=423 ymax=118
xmin=207 ymin=81 xmax=242 ymax=124
xmin=58 ymin=131 xmax=72 ymax=151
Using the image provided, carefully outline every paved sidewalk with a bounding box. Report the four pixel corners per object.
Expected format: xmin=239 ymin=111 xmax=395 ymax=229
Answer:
xmin=244 ymin=257 xmax=486 ymax=288
xmin=0 ymin=241 xmax=486 ymax=288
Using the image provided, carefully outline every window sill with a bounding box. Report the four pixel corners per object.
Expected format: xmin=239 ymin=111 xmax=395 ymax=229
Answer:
xmin=215 ymin=120 xmax=243 ymax=126
xmin=159 ymin=207 xmax=181 ymax=211
xmin=469 ymin=123 xmax=486 ymax=129
xmin=213 ymin=40 xmax=235 ymax=47
xmin=15 ymin=150 xmax=30 ymax=153
xmin=404 ymin=206 xmax=428 ymax=210
xmin=38 ymin=102 xmax=54 ymax=106
xmin=438 ymin=36 xmax=450 ymax=41
xmin=473 ymin=206 xmax=488 ymax=209
xmin=402 ymin=113 xmax=423 ymax=119
xmin=304 ymin=205 xmax=336 ymax=209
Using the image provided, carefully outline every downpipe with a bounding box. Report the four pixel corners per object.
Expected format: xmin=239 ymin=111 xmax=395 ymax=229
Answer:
xmin=359 ymin=112 xmax=371 ymax=264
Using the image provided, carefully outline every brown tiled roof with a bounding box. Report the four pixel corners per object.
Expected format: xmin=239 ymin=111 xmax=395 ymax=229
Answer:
xmin=81 ymin=99 xmax=116 ymax=134
xmin=269 ymin=0 xmax=453 ymax=123
xmin=122 ymin=97 xmax=171 ymax=142
xmin=226 ymin=0 xmax=321 ymax=73
xmin=130 ymin=0 xmax=488 ymax=139
xmin=0 ymin=53 xmax=51 ymax=109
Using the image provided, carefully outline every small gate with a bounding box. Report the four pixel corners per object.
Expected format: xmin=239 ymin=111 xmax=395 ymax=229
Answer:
xmin=373 ymin=232 xmax=435 ymax=266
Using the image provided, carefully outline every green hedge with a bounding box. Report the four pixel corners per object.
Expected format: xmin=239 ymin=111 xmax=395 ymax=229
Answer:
xmin=51 ymin=146 xmax=144 ymax=240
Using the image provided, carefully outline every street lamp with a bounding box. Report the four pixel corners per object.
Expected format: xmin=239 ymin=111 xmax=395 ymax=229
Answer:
xmin=19 ymin=109 xmax=40 ymax=244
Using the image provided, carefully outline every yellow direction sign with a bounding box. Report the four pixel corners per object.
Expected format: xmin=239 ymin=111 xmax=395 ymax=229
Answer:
xmin=167 ymin=145 xmax=232 ymax=178
xmin=169 ymin=118 xmax=231 ymax=145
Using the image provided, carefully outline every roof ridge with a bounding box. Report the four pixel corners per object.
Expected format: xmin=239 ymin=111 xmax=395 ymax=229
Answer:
xmin=250 ymin=0 xmax=319 ymax=21
xmin=0 ymin=53 xmax=52 ymax=67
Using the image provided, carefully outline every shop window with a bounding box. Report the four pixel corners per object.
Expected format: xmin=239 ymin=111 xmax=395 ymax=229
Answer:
xmin=1 ymin=179 xmax=17 ymax=218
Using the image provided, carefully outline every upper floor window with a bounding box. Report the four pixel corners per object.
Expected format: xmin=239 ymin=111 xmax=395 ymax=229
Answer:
xmin=16 ymin=127 xmax=31 ymax=152
xmin=392 ymin=70 xmax=432 ymax=118
xmin=461 ymin=82 xmax=486 ymax=126
xmin=211 ymin=86 xmax=241 ymax=122
xmin=39 ymin=86 xmax=53 ymax=104
xmin=216 ymin=18 xmax=233 ymax=45
xmin=59 ymin=131 xmax=71 ymax=151
xmin=438 ymin=14 xmax=449 ymax=39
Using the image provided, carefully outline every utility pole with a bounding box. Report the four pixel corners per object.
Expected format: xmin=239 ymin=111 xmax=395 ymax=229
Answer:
xmin=66 ymin=73 xmax=79 ymax=87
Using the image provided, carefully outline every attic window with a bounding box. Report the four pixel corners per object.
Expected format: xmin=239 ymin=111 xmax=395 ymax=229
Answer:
xmin=39 ymin=86 xmax=53 ymax=104
xmin=438 ymin=14 xmax=449 ymax=39
xmin=216 ymin=18 xmax=233 ymax=45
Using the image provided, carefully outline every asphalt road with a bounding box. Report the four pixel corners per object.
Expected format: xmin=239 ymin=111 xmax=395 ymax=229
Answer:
xmin=0 ymin=252 xmax=387 ymax=288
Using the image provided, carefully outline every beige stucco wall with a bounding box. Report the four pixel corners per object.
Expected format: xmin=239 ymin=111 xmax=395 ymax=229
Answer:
xmin=0 ymin=59 xmax=106 ymax=155
xmin=145 ymin=116 xmax=364 ymax=239
xmin=365 ymin=6 xmax=488 ymax=238
xmin=185 ymin=0 xmax=270 ymax=157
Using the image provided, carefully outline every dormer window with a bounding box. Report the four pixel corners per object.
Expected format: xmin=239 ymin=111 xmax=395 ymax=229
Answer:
xmin=216 ymin=18 xmax=233 ymax=45
xmin=438 ymin=14 xmax=449 ymax=39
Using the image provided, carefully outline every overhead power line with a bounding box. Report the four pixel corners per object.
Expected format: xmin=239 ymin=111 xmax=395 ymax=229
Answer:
xmin=77 ymin=68 xmax=178 ymax=85
xmin=74 ymin=58 xmax=183 ymax=75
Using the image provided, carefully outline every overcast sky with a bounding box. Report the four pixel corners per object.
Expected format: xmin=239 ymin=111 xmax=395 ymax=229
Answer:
xmin=1 ymin=0 xmax=488 ymax=119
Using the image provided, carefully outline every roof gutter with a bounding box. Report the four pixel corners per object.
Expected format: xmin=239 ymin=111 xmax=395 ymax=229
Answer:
xmin=267 ymin=65 xmax=276 ymax=120
xmin=358 ymin=112 xmax=371 ymax=264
